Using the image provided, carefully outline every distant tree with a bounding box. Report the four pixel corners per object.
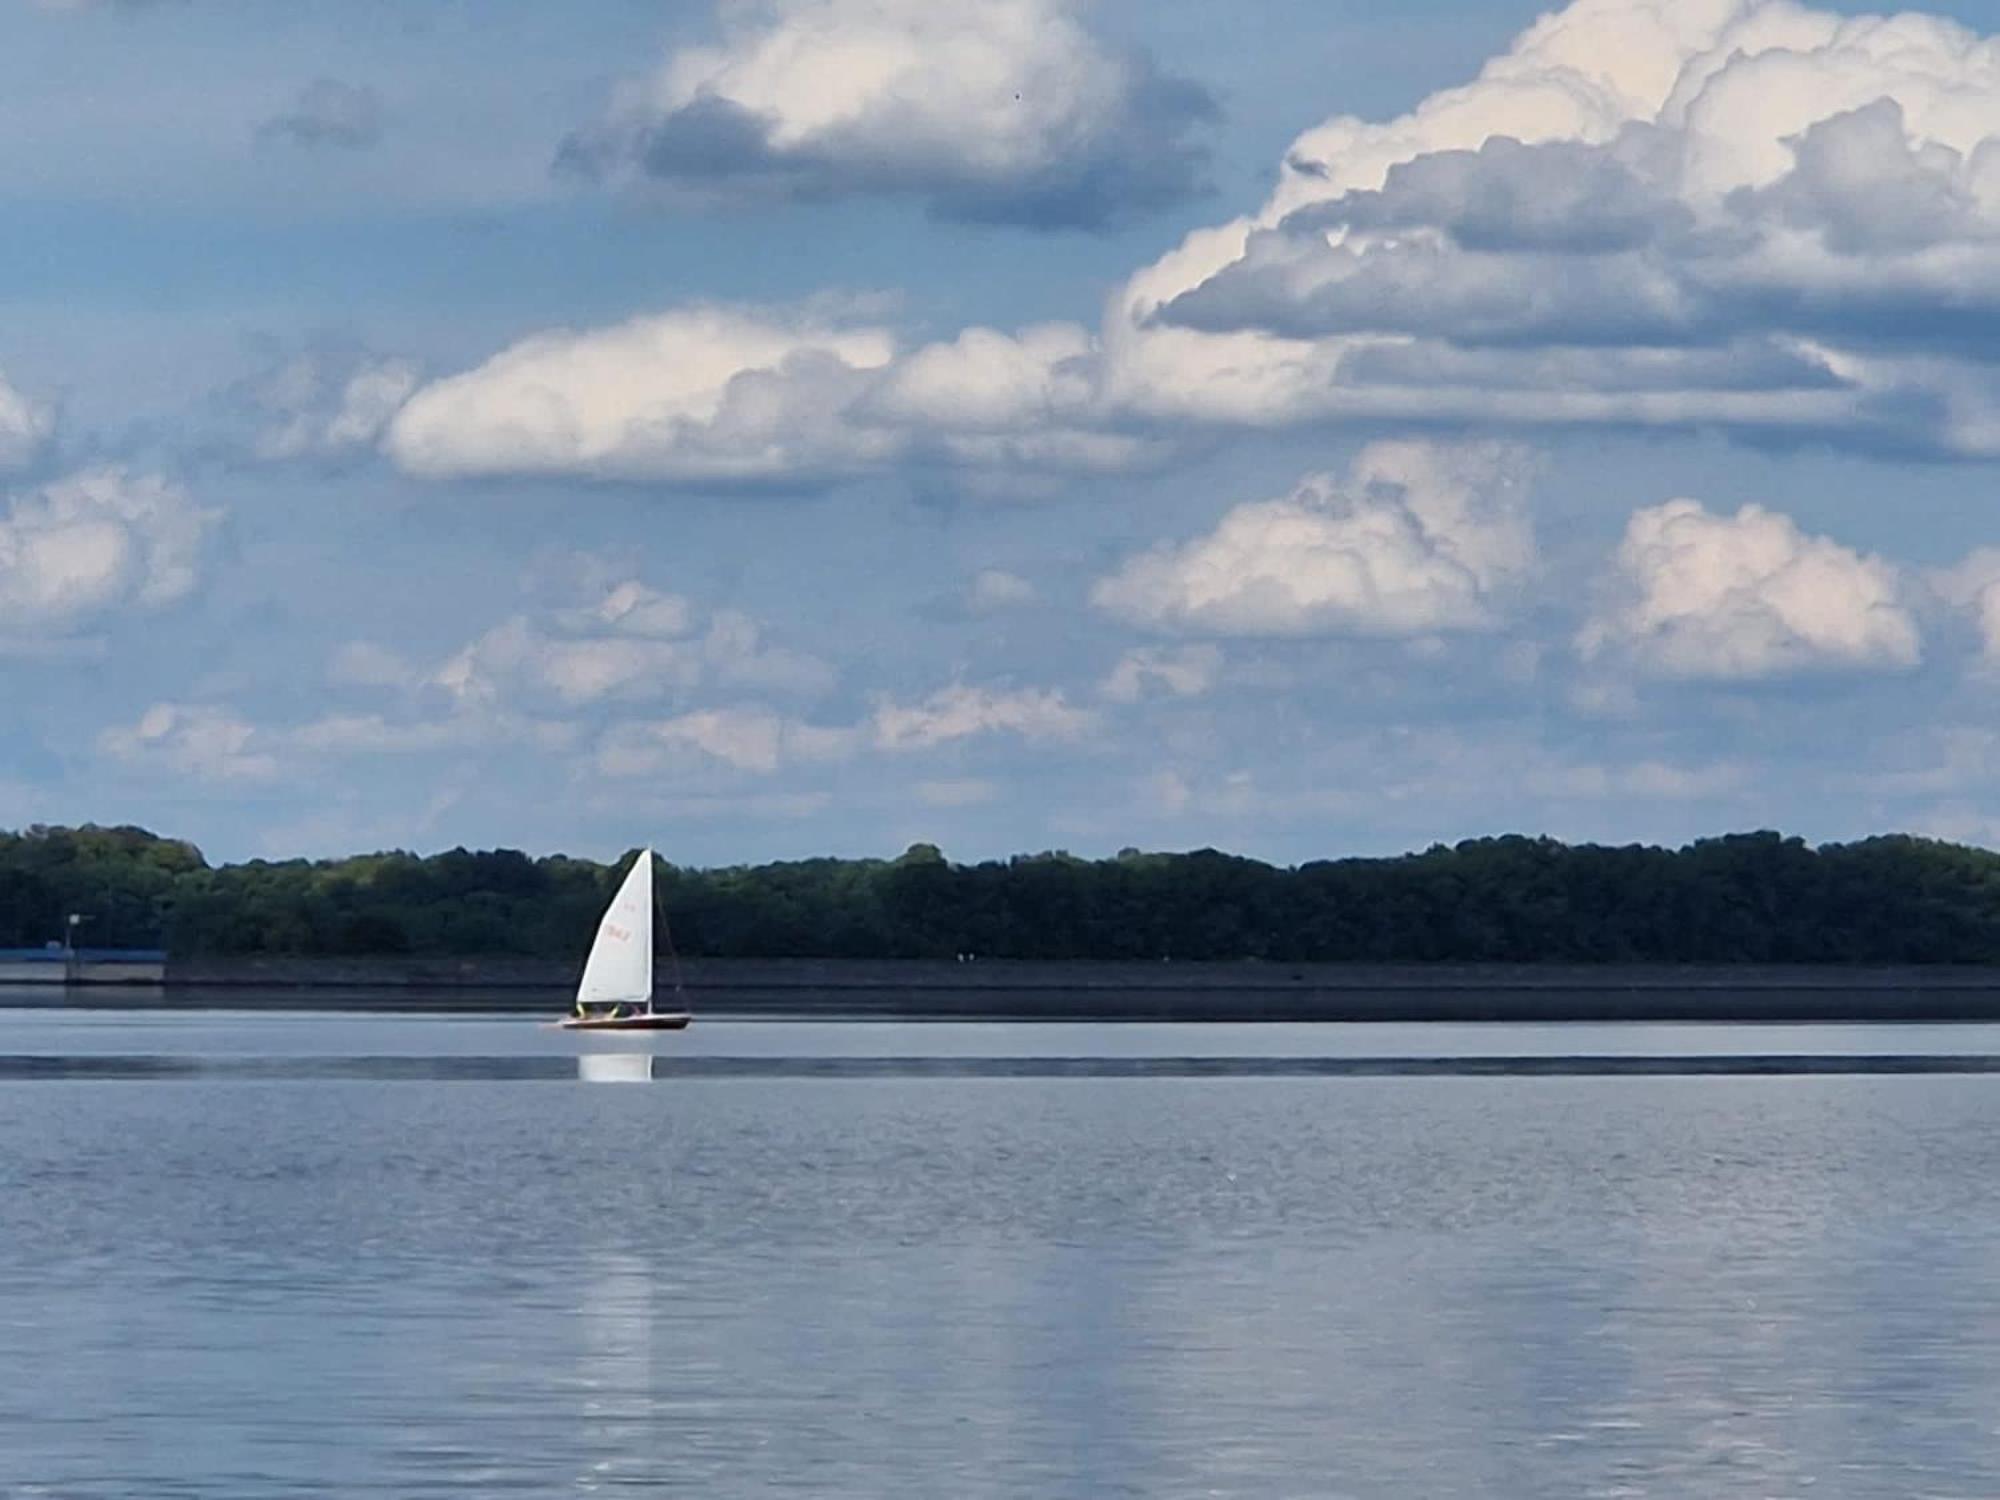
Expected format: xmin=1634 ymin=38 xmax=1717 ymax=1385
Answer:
xmin=12 ymin=821 xmax=2000 ymax=964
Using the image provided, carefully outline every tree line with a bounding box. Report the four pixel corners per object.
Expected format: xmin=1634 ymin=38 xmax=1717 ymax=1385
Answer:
xmin=3 ymin=823 xmax=1999 ymax=964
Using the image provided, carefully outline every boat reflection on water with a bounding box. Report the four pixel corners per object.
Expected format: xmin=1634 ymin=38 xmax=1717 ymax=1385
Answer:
xmin=577 ymin=1052 xmax=659 ymax=1084
xmin=579 ymin=1249 xmax=655 ymax=1383
xmin=567 ymin=1248 xmax=663 ymax=1486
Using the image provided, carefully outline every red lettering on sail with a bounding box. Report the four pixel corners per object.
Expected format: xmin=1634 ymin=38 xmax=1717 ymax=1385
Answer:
xmin=604 ymin=923 xmax=631 ymax=943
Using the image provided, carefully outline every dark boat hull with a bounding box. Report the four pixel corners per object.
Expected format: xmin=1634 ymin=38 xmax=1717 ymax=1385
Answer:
xmin=554 ymin=1011 xmax=693 ymax=1032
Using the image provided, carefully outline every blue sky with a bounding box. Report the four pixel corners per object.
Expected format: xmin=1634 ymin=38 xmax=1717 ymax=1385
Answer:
xmin=8 ymin=0 xmax=2000 ymax=867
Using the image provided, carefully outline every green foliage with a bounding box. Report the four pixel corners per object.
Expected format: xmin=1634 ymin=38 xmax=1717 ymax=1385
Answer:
xmin=6 ymin=824 xmax=2000 ymax=963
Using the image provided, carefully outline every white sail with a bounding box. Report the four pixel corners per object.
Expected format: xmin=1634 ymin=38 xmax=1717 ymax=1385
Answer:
xmin=575 ymin=848 xmax=654 ymax=1008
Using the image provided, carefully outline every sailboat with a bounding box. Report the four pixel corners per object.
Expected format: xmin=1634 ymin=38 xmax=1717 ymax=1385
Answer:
xmin=554 ymin=846 xmax=692 ymax=1032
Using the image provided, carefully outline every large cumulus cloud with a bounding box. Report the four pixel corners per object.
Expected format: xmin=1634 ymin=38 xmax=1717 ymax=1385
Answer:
xmin=560 ymin=0 xmax=1216 ymax=230
xmin=1093 ymin=440 xmax=1537 ymax=637
xmin=1579 ymin=499 xmax=1921 ymax=680
xmin=1112 ymin=0 xmax=2000 ymax=457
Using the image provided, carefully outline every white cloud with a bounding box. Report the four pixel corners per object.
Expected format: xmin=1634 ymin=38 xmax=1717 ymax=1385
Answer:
xmin=246 ymin=351 xmax=419 ymax=462
xmin=1579 ymin=498 xmax=1921 ymax=680
xmin=437 ymin=617 xmax=704 ymax=708
xmin=873 ymin=324 xmax=1096 ymax=431
xmin=1936 ymin=549 xmax=2000 ymax=662
xmin=327 ymin=640 xmax=418 ymax=690
xmin=964 ymin=567 xmax=1037 ymax=613
xmin=427 ymin=579 xmax=831 ymax=711
xmin=1103 ymin=0 xmax=2000 ymax=457
xmin=262 ymin=579 xmax=841 ymax=785
xmin=696 ymin=609 xmax=835 ymax=694
xmin=99 ymin=703 xmax=277 ymax=783
xmin=98 ymin=696 xmax=580 ymax=786
xmin=582 ymin=579 xmax=696 ymax=639
xmin=0 ymin=374 xmax=51 ymax=469
xmin=386 ymin=306 xmax=1149 ymax=489
xmin=587 ymin=678 xmax=1092 ymax=778
xmin=1920 ymin=548 xmax=2000 ymax=672
xmin=1101 ymin=644 xmax=1223 ymax=703
xmin=562 ymin=0 xmax=1215 ymax=229
xmin=0 ymin=468 xmax=217 ymax=632
xmin=871 ymin=322 xmax=1156 ymax=481
xmin=284 ymin=713 xmax=488 ymax=756
xmin=596 ymin=706 xmax=857 ymax=776
xmin=386 ymin=306 xmax=898 ymax=484
xmin=1093 ymin=440 xmax=1536 ymax=637
xmin=872 ymin=682 xmax=1094 ymax=750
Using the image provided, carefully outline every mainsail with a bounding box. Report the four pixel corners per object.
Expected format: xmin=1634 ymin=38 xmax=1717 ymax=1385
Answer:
xmin=575 ymin=848 xmax=654 ymax=1009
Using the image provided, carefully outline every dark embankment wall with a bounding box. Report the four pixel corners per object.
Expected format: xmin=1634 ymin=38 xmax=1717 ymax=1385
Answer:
xmin=129 ymin=957 xmax=2000 ymax=1021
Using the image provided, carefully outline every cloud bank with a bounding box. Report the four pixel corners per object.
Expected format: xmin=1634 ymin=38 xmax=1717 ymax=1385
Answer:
xmin=385 ymin=305 xmax=1142 ymax=488
xmin=1108 ymin=0 xmax=2000 ymax=456
xmin=397 ymin=0 xmax=2000 ymax=499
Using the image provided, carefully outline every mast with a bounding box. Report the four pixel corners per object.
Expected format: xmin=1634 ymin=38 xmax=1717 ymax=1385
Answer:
xmin=653 ymin=852 xmax=687 ymax=1012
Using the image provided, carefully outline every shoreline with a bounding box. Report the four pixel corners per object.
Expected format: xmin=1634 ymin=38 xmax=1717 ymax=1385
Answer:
xmin=156 ymin=956 xmax=2000 ymax=990
xmin=19 ymin=957 xmax=2000 ymax=1021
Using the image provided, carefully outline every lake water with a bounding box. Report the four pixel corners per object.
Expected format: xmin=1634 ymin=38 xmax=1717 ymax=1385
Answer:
xmin=7 ymin=1010 xmax=2000 ymax=1496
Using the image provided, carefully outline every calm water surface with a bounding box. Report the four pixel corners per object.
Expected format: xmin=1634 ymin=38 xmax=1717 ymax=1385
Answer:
xmin=5 ymin=1011 xmax=2000 ymax=1496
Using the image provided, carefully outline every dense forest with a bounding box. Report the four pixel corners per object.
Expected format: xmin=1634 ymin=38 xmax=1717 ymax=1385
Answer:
xmin=6 ymin=823 xmax=2000 ymax=964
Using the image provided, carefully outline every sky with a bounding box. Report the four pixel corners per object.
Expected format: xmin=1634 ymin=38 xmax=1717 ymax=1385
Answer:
xmin=8 ymin=0 xmax=2000 ymax=868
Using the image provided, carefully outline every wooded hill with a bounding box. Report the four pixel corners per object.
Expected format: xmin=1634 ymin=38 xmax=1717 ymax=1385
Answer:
xmin=5 ymin=823 xmax=2000 ymax=964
